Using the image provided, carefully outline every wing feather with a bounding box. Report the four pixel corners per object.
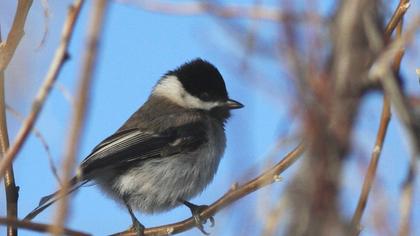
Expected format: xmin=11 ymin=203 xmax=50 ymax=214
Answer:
xmin=80 ymin=122 xmax=207 ymax=177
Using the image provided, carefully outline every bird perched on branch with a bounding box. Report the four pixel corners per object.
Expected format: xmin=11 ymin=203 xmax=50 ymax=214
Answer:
xmin=24 ymin=59 xmax=243 ymax=235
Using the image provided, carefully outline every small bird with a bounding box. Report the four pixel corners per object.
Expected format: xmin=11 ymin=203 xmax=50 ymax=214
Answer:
xmin=24 ymin=59 xmax=243 ymax=235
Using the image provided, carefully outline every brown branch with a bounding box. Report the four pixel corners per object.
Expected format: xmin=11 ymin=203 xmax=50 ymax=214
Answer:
xmin=367 ymin=15 xmax=419 ymax=236
xmin=398 ymin=161 xmax=416 ymax=236
xmin=351 ymin=0 xmax=408 ymax=232
xmin=0 ymin=1 xmax=33 ymax=236
xmin=367 ymin=4 xmax=420 ymax=236
xmin=0 ymin=0 xmax=85 ymax=181
xmin=0 ymin=217 xmax=90 ymax=236
xmin=351 ymin=96 xmax=391 ymax=233
xmin=111 ymin=144 xmax=304 ymax=236
xmin=0 ymin=60 xmax=18 ymax=236
xmin=384 ymin=1 xmax=410 ymax=38
xmin=0 ymin=0 xmax=33 ymax=72
xmin=6 ymin=104 xmax=61 ymax=185
xmin=52 ymin=0 xmax=109 ymax=235
xmin=117 ymin=0 xmax=321 ymax=23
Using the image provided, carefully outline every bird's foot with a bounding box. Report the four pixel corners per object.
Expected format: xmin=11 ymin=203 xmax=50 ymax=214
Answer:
xmin=183 ymin=201 xmax=215 ymax=235
xmin=129 ymin=220 xmax=145 ymax=236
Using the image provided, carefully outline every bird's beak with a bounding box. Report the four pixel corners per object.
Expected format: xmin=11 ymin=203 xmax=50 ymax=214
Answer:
xmin=226 ymin=99 xmax=244 ymax=109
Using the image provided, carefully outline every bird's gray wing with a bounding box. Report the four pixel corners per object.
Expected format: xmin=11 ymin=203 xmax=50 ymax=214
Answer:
xmin=79 ymin=122 xmax=208 ymax=177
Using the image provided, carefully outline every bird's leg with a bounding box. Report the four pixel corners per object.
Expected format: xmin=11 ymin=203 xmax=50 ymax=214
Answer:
xmin=124 ymin=199 xmax=145 ymax=236
xmin=180 ymin=199 xmax=215 ymax=235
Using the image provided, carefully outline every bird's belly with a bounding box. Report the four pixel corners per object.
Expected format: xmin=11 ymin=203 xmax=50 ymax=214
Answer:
xmin=102 ymin=145 xmax=223 ymax=213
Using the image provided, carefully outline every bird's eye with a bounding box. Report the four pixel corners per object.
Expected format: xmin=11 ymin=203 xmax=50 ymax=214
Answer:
xmin=200 ymin=92 xmax=210 ymax=101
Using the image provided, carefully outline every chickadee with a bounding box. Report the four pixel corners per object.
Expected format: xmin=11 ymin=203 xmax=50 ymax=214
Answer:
xmin=24 ymin=59 xmax=243 ymax=235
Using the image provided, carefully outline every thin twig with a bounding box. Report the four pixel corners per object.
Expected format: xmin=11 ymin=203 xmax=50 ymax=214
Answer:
xmin=0 ymin=38 xmax=17 ymax=236
xmin=368 ymin=17 xmax=420 ymax=235
xmin=36 ymin=0 xmax=51 ymax=49
xmin=52 ymin=0 xmax=109 ymax=235
xmin=0 ymin=46 xmax=18 ymax=236
xmin=117 ymin=0 xmax=321 ymax=23
xmin=367 ymin=4 xmax=419 ymax=236
xmin=0 ymin=0 xmax=33 ymax=72
xmin=0 ymin=0 xmax=85 ymax=181
xmin=351 ymin=1 xmax=409 ymax=233
xmin=0 ymin=217 xmax=90 ymax=236
xmin=6 ymin=104 xmax=61 ymax=185
xmin=112 ymin=144 xmax=304 ymax=235
xmin=0 ymin=1 xmax=33 ymax=236
xmin=384 ymin=1 xmax=410 ymax=38
xmin=398 ymin=160 xmax=416 ymax=236
xmin=261 ymin=196 xmax=287 ymax=236
xmin=351 ymin=97 xmax=391 ymax=233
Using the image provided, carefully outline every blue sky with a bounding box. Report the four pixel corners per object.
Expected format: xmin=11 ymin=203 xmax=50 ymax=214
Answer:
xmin=0 ymin=0 xmax=419 ymax=235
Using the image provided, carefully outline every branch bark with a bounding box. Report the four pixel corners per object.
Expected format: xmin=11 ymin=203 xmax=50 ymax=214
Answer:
xmin=0 ymin=217 xmax=90 ymax=236
xmin=0 ymin=1 xmax=33 ymax=235
xmin=117 ymin=0 xmax=320 ymax=23
xmin=52 ymin=0 xmax=109 ymax=235
xmin=0 ymin=0 xmax=84 ymax=181
xmin=351 ymin=0 xmax=408 ymax=232
xmin=0 ymin=0 xmax=33 ymax=72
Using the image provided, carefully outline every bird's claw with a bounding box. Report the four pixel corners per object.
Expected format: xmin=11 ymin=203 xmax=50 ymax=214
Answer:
xmin=129 ymin=219 xmax=145 ymax=236
xmin=188 ymin=204 xmax=215 ymax=235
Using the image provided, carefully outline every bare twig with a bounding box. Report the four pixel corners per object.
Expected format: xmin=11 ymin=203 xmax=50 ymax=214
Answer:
xmin=111 ymin=144 xmax=304 ymax=235
xmin=55 ymin=81 xmax=74 ymax=105
xmin=0 ymin=39 xmax=17 ymax=236
xmin=0 ymin=217 xmax=90 ymax=236
xmin=37 ymin=0 xmax=52 ymax=49
xmin=6 ymin=104 xmax=61 ymax=185
xmin=351 ymin=1 xmax=408 ymax=232
xmin=351 ymin=97 xmax=391 ymax=233
xmin=367 ymin=5 xmax=420 ymax=236
xmin=398 ymin=160 xmax=416 ymax=236
xmin=0 ymin=0 xmax=85 ymax=181
xmin=52 ymin=0 xmax=109 ymax=235
xmin=368 ymin=14 xmax=420 ymax=125
xmin=117 ymin=0 xmax=321 ymax=23
xmin=0 ymin=0 xmax=33 ymax=72
xmin=384 ymin=1 xmax=410 ymax=39
xmin=0 ymin=1 xmax=33 ymax=235
xmin=0 ymin=49 xmax=18 ymax=236
xmin=367 ymin=16 xmax=419 ymax=236
xmin=261 ymin=196 xmax=287 ymax=236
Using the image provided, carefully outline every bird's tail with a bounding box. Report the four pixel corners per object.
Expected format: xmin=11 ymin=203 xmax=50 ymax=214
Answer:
xmin=24 ymin=177 xmax=84 ymax=220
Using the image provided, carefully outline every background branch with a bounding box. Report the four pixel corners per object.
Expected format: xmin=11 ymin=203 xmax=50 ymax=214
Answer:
xmin=0 ymin=1 xmax=33 ymax=236
xmin=351 ymin=0 xmax=408 ymax=232
xmin=0 ymin=0 xmax=84 ymax=181
xmin=0 ymin=0 xmax=33 ymax=72
xmin=0 ymin=217 xmax=90 ymax=236
xmin=117 ymin=0 xmax=321 ymax=23
xmin=52 ymin=0 xmax=109 ymax=235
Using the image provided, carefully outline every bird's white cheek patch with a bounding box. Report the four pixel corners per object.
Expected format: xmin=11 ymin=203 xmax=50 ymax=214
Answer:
xmin=181 ymin=93 xmax=221 ymax=110
xmin=153 ymin=75 xmax=221 ymax=110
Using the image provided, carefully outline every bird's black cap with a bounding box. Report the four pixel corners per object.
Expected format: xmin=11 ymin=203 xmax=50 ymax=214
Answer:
xmin=166 ymin=58 xmax=229 ymax=102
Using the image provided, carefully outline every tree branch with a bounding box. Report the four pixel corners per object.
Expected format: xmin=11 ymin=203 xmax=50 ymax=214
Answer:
xmin=351 ymin=0 xmax=408 ymax=232
xmin=0 ymin=217 xmax=90 ymax=236
xmin=0 ymin=39 xmax=18 ymax=236
xmin=52 ymin=0 xmax=109 ymax=235
xmin=111 ymin=144 xmax=304 ymax=235
xmin=0 ymin=0 xmax=85 ymax=181
xmin=116 ymin=0 xmax=321 ymax=23
xmin=0 ymin=0 xmax=33 ymax=72
xmin=0 ymin=1 xmax=33 ymax=235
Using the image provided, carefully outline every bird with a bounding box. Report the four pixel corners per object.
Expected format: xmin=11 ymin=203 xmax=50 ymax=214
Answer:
xmin=24 ymin=58 xmax=243 ymax=235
